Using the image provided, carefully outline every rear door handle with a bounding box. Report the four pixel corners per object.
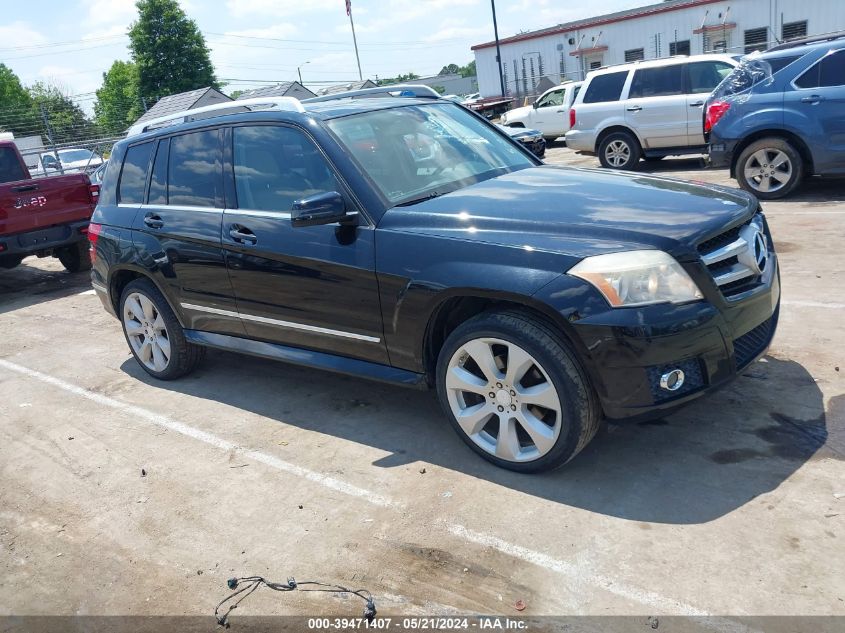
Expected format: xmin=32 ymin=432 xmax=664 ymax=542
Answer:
xmin=689 ymin=101 xmax=705 ymax=107
xmin=626 ymin=105 xmax=643 ymax=112
xmin=229 ymin=225 xmax=257 ymax=245
xmin=143 ymin=213 xmax=164 ymax=229
xmin=801 ymin=95 xmax=824 ymax=103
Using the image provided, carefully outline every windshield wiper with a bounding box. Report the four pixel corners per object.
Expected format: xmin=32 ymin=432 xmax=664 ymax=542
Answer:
xmin=394 ymin=191 xmax=442 ymax=207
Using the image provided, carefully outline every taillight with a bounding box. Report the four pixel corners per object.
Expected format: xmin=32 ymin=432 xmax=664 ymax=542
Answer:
xmin=89 ymin=184 xmax=100 ymax=204
xmin=87 ymin=222 xmax=102 ymax=263
xmin=569 ymin=108 xmax=576 ymax=129
xmin=704 ymin=100 xmax=730 ymax=133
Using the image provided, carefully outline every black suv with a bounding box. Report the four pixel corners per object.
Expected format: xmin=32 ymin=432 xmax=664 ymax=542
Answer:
xmin=90 ymin=86 xmax=780 ymax=472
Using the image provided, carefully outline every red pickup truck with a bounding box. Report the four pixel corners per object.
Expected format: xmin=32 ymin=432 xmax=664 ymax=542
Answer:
xmin=0 ymin=140 xmax=99 ymax=272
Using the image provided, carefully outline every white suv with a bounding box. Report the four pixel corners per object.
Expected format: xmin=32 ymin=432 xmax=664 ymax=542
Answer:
xmin=500 ymin=81 xmax=582 ymax=141
xmin=565 ymin=55 xmax=737 ymax=169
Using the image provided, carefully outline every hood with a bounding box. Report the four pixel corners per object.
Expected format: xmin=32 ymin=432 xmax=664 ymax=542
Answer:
xmin=502 ymin=105 xmax=531 ymax=123
xmin=378 ymin=165 xmax=757 ymax=259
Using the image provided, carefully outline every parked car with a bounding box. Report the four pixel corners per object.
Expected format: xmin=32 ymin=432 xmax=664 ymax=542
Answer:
xmin=461 ymin=92 xmax=481 ymax=105
xmin=0 ymin=141 xmax=100 ymax=272
xmin=500 ymin=81 xmax=582 ymax=141
xmin=566 ymin=54 xmax=738 ymax=169
xmin=496 ymin=124 xmax=546 ymax=158
xmin=92 ymin=88 xmax=779 ymax=472
xmin=90 ymin=160 xmax=108 ymax=185
xmin=706 ymin=34 xmax=845 ymax=199
xmin=40 ymin=148 xmax=104 ymax=174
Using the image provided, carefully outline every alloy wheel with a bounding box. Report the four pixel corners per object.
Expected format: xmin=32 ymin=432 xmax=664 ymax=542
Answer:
xmin=743 ymin=148 xmax=792 ymax=194
xmin=445 ymin=337 xmax=562 ymax=463
xmin=605 ymin=140 xmax=631 ymax=167
xmin=123 ymin=292 xmax=171 ymax=372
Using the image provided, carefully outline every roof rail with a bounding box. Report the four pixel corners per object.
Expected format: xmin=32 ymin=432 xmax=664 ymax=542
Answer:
xmin=767 ymin=31 xmax=845 ymax=52
xmin=126 ymin=96 xmax=306 ymax=137
xmin=303 ymin=84 xmax=440 ymax=103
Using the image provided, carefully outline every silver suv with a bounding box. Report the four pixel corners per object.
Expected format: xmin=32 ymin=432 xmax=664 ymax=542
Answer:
xmin=565 ymin=54 xmax=738 ymax=169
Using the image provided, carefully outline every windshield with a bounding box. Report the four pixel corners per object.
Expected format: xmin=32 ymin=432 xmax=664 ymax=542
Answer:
xmin=326 ymin=103 xmax=534 ymax=205
xmin=58 ymin=149 xmax=95 ymax=163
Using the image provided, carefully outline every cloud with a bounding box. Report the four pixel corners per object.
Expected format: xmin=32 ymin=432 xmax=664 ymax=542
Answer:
xmin=85 ymin=0 xmax=136 ymax=27
xmin=223 ymin=23 xmax=299 ymax=39
xmin=0 ymin=21 xmax=47 ymax=49
xmin=225 ymin=0 xmax=338 ymax=18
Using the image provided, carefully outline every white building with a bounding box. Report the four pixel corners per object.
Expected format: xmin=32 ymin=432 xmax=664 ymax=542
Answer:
xmin=472 ymin=0 xmax=845 ymax=98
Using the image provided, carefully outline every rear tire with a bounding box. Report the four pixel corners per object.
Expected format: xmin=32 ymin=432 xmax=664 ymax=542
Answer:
xmin=598 ymin=131 xmax=642 ymax=170
xmin=735 ymin=137 xmax=803 ymax=199
xmin=0 ymin=255 xmax=23 ymax=270
xmin=119 ymin=278 xmax=205 ymax=380
xmin=435 ymin=310 xmax=600 ymax=473
xmin=57 ymin=241 xmax=92 ymax=273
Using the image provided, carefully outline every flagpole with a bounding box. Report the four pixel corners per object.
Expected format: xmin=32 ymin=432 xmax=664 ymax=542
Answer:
xmin=348 ymin=4 xmax=363 ymax=81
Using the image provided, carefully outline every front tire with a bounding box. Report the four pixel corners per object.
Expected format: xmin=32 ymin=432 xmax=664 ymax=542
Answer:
xmin=736 ymin=137 xmax=803 ymax=199
xmin=436 ymin=310 xmax=600 ymax=472
xmin=119 ymin=278 xmax=205 ymax=380
xmin=598 ymin=131 xmax=642 ymax=170
xmin=57 ymin=241 xmax=92 ymax=273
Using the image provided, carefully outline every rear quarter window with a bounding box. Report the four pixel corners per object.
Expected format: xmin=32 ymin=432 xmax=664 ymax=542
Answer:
xmin=118 ymin=142 xmax=155 ymax=204
xmin=582 ymin=71 xmax=628 ymax=103
xmin=0 ymin=146 xmax=26 ymax=184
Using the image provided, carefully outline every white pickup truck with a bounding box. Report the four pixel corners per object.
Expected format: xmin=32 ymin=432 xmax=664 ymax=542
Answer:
xmin=500 ymin=81 xmax=581 ymax=141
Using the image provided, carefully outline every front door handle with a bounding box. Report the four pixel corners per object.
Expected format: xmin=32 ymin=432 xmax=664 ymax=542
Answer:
xmin=800 ymin=95 xmax=824 ymax=103
xmin=229 ymin=225 xmax=257 ymax=245
xmin=626 ymin=105 xmax=643 ymax=112
xmin=689 ymin=101 xmax=705 ymax=107
xmin=143 ymin=213 xmax=164 ymax=229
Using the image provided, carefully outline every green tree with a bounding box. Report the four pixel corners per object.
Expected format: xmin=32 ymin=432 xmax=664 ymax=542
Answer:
xmin=439 ymin=63 xmax=460 ymax=76
xmin=0 ymin=64 xmax=35 ymax=136
xmin=376 ymin=72 xmax=419 ymax=86
xmin=94 ymin=60 xmax=142 ymax=134
xmin=28 ymin=82 xmax=96 ymax=144
xmin=459 ymin=60 xmax=476 ymax=78
xmin=128 ymin=0 xmax=218 ymax=104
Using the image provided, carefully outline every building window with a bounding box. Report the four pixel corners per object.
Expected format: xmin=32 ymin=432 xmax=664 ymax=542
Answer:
xmin=744 ymin=27 xmax=768 ymax=54
xmin=625 ymin=48 xmax=645 ymax=62
xmin=670 ymin=39 xmax=691 ymax=56
xmin=782 ymin=20 xmax=807 ymax=41
xmin=589 ymin=60 xmax=603 ymax=70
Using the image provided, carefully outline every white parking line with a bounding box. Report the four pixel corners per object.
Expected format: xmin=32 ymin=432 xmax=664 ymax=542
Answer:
xmin=0 ymin=357 xmax=397 ymax=509
xmin=0 ymin=357 xmax=749 ymax=625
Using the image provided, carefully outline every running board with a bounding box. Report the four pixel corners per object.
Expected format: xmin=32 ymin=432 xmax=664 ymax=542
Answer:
xmin=184 ymin=330 xmax=428 ymax=389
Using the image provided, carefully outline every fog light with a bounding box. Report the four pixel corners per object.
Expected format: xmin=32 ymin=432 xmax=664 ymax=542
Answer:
xmin=659 ymin=369 xmax=685 ymax=391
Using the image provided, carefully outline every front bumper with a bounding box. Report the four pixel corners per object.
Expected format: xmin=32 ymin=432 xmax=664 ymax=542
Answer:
xmin=563 ymin=129 xmax=595 ymax=153
xmin=518 ymin=136 xmax=546 ymax=158
xmin=539 ymin=254 xmax=780 ymax=420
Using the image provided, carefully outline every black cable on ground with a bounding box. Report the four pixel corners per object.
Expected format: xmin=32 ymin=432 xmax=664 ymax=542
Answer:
xmin=214 ymin=575 xmax=377 ymax=628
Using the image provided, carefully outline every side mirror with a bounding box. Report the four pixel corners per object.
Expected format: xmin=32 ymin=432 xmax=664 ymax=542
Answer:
xmin=291 ymin=191 xmax=353 ymax=228
xmin=532 ymin=101 xmax=539 ymax=109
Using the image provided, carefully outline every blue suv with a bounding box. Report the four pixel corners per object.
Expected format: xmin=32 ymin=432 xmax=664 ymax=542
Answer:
xmin=707 ymin=34 xmax=845 ymax=199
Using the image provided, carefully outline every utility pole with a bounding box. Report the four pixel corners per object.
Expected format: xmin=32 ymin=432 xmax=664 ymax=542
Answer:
xmin=491 ymin=0 xmax=506 ymax=97
xmin=347 ymin=1 xmax=363 ymax=81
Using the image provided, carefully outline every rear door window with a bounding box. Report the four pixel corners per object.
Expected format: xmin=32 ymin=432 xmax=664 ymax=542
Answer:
xmin=629 ymin=64 xmax=683 ymax=98
xmin=795 ymin=50 xmax=845 ymax=88
xmin=118 ymin=142 xmax=154 ymax=204
xmin=582 ymin=71 xmax=628 ymax=103
xmin=0 ymin=146 xmax=26 ymax=184
xmin=685 ymin=61 xmax=735 ymax=93
xmin=232 ymin=125 xmax=340 ymax=212
xmin=167 ymin=129 xmax=223 ymax=207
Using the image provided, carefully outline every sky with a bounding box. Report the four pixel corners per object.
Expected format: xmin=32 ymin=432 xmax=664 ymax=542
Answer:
xmin=1 ymin=0 xmax=644 ymax=110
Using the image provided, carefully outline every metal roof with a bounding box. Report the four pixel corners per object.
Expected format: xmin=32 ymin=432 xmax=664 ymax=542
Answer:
xmin=133 ymin=87 xmax=231 ymax=125
xmin=471 ymin=0 xmax=725 ymax=51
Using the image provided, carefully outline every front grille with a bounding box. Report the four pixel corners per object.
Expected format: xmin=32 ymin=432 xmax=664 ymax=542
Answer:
xmin=733 ymin=316 xmax=774 ymax=369
xmin=698 ymin=213 xmax=767 ymax=299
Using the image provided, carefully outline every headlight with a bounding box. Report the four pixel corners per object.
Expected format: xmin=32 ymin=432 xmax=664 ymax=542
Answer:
xmin=568 ymin=250 xmax=703 ymax=307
